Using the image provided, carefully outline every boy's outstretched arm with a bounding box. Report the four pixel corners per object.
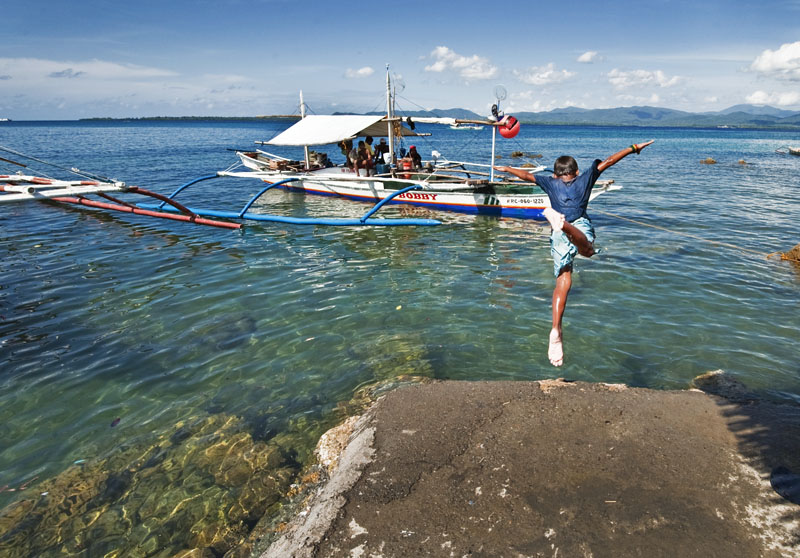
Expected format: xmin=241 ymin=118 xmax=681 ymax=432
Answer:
xmin=597 ymin=140 xmax=654 ymax=172
xmin=493 ymin=165 xmax=538 ymax=184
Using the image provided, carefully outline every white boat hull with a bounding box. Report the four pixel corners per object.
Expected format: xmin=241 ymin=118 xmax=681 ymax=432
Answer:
xmin=229 ymin=156 xmax=618 ymax=220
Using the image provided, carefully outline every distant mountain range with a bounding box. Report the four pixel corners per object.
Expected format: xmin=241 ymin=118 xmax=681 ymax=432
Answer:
xmin=370 ymin=104 xmax=800 ymax=129
xmin=79 ymin=104 xmax=800 ymax=129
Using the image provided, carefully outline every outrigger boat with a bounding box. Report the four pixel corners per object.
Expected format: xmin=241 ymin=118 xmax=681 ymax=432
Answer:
xmin=221 ymin=69 xmax=621 ymax=220
xmin=0 ymin=146 xmax=441 ymax=228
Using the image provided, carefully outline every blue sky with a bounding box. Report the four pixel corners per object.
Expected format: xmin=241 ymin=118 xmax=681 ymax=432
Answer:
xmin=2 ymin=0 xmax=799 ymax=119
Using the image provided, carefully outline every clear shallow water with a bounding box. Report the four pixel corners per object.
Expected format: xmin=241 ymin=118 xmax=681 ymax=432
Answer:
xmin=1 ymin=120 xmax=799 ymax=555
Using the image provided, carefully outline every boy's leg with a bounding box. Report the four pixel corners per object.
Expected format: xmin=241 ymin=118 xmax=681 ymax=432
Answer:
xmin=543 ymin=208 xmax=595 ymax=257
xmin=548 ymin=267 xmax=572 ymax=367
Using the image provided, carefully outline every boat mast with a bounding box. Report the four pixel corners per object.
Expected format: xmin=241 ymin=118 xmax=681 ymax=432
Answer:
xmin=300 ymin=90 xmax=310 ymax=169
xmin=386 ymin=65 xmax=395 ymax=165
xmin=490 ymin=125 xmax=497 ymax=182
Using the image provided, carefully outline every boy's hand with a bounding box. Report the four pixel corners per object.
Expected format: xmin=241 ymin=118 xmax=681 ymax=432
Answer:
xmin=633 ymin=140 xmax=655 ymax=153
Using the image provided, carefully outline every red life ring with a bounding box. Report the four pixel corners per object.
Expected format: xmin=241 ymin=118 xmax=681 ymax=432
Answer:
xmin=498 ymin=115 xmax=520 ymax=139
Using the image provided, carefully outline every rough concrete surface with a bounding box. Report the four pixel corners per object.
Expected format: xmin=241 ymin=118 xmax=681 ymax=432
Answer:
xmin=264 ymin=378 xmax=800 ymax=558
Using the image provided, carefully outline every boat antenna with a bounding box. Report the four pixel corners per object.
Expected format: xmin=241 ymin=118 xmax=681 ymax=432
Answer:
xmin=386 ymin=64 xmax=395 ymax=166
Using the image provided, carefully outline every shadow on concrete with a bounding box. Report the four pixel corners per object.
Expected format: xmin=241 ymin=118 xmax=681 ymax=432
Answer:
xmin=693 ymin=370 xmax=800 ymax=543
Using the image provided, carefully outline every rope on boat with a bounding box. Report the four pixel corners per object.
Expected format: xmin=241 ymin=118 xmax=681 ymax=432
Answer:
xmin=593 ymin=209 xmax=800 ymax=265
xmin=0 ymin=145 xmax=113 ymax=182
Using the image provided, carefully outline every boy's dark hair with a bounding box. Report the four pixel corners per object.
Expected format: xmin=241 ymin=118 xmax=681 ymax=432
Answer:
xmin=554 ymin=156 xmax=578 ymax=177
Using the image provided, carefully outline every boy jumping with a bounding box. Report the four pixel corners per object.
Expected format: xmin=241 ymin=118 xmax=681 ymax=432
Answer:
xmin=495 ymin=140 xmax=654 ymax=366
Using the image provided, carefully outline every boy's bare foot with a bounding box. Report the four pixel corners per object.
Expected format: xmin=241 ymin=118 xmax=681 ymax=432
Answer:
xmin=548 ymin=328 xmax=564 ymax=367
xmin=543 ymin=207 xmax=565 ymax=232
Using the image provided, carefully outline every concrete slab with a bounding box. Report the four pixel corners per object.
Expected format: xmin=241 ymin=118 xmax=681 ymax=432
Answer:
xmin=263 ymin=378 xmax=800 ymax=557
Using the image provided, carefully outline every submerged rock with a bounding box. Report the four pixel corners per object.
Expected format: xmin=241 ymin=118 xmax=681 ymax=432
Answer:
xmin=195 ymin=313 xmax=258 ymax=350
xmin=770 ymin=466 xmax=800 ymax=505
xmin=780 ymin=242 xmax=800 ymax=263
xmin=0 ymin=412 xmax=296 ymax=558
xmin=691 ymin=369 xmax=756 ymax=402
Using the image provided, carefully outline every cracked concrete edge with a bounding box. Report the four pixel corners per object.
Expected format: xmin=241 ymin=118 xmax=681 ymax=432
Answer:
xmin=537 ymin=377 xmax=629 ymax=393
xmin=261 ymin=405 xmax=379 ymax=558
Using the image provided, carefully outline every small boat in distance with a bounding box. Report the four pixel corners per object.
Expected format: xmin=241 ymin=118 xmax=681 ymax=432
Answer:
xmin=225 ymin=68 xmax=620 ymax=220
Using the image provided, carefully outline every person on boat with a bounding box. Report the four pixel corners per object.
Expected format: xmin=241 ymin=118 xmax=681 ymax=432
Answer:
xmin=353 ymin=140 xmax=374 ymax=176
xmin=495 ymin=140 xmax=654 ymax=367
xmin=340 ymin=140 xmax=354 ymax=168
xmin=408 ymin=145 xmax=422 ymax=170
xmin=374 ymin=138 xmax=390 ymax=164
xmin=365 ymin=136 xmax=375 ymax=158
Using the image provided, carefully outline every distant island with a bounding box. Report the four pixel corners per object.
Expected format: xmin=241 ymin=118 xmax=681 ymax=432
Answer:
xmin=80 ymin=115 xmax=300 ymax=122
xmin=78 ymin=104 xmax=800 ymax=129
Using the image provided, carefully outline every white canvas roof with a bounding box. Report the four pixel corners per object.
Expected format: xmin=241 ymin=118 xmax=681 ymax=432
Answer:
xmin=265 ymin=115 xmax=417 ymax=146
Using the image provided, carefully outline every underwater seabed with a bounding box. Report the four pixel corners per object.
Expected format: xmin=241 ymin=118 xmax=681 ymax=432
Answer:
xmin=0 ymin=410 xmax=295 ymax=557
xmin=0 ymin=367 xmax=427 ymax=558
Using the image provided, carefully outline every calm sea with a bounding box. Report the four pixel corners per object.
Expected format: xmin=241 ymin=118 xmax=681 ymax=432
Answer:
xmin=1 ymin=119 xmax=799 ymax=556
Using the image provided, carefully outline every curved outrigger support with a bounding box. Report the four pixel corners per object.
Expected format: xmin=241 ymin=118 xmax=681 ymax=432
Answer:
xmin=155 ymin=174 xmax=221 ymax=210
xmin=53 ymin=186 xmax=242 ymax=230
xmin=137 ymin=175 xmax=442 ymax=227
xmin=238 ymin=178 xmax=299 ymax=217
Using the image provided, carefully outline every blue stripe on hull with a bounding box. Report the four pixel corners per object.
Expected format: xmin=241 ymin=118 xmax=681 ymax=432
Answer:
xmin=279 ymin=184 xmax=547 ymax=220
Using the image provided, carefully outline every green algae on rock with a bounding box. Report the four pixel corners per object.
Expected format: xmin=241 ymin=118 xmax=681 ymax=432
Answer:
xmin=0 ymin=413 xmax=295 ymax=558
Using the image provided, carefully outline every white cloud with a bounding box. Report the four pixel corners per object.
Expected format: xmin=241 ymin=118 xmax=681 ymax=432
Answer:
xmin=745 ymin=90 xmax=800 ymax=106
xmin=616 ymin=93 xmax=662 ymax=105
xmin=607 ymin=68 xmax=680 ymax=89
xmin=749 ymin=41 xmax=800 ymax=80
xmin=49 ymin=68 xmax=85 ymax=79
xmin=577 ymin=51 xmax=600 ymax=63
xmin=345 ymin=66 xmax=374 ymax=79
xmin=0 ymin=57 xmax=267 ymax=117
xmin=424 ymin=46 xmax=498 ymax=80
xmin=514 ymin=63 xmax=574 ymax=85
xmin=202 ymin=74 xmax=250 ymax=84
xmin=0 ymin=57 xmax=177 ymax=81
xmin=504 ymin=91 xmax=586 ymax=112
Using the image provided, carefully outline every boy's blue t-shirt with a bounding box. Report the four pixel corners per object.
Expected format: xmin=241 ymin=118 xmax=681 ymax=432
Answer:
xmin=535 ymin=159 xmax=603 ymax=222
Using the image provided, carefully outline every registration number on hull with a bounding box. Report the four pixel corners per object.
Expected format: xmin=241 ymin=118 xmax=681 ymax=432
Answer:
xmin=395 ymin=192 xmax=547 ymax=206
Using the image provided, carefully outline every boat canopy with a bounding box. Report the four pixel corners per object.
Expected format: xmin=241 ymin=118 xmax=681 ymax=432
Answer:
xmin=265 ymin=115 xmax=417 ymax=147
